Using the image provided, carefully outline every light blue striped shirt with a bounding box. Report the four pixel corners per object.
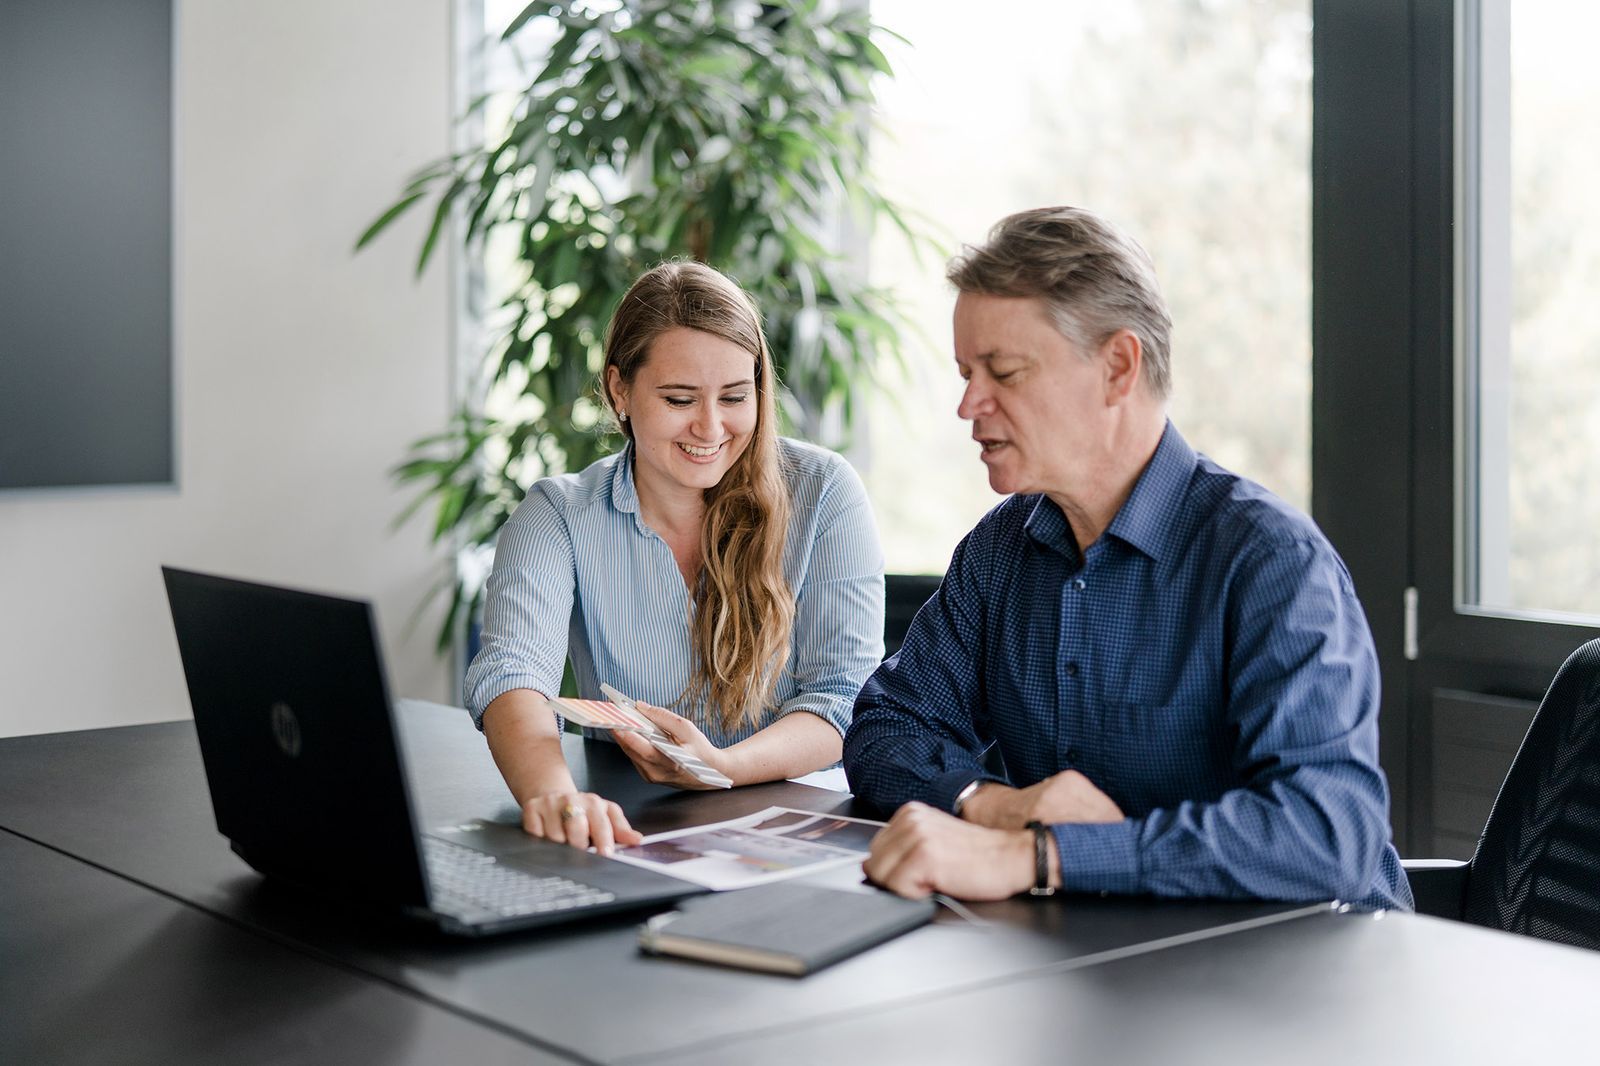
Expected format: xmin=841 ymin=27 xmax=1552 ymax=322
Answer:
xmin=465 ymin=437 xmax=886 ymax=747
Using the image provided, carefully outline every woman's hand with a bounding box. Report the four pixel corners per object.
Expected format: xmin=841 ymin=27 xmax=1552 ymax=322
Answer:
xmin=519 ymin=789 xmax=642 ymax=855
xmin=614 ymin=700 xmax=737 ymax=790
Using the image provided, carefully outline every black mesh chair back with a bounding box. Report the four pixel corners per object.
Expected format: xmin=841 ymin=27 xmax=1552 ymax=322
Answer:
xmin=883 ymin=574 xmax=942 ymax=658
xmin=1463 ymin=638 xmax=1600 ymax=949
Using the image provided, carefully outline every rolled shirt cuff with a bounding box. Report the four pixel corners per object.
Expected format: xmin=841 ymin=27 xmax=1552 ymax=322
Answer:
xmin=775 ymin=694 xmax=854 ymax=740
xmin=465 ymin=672 xmax=558 ymax=731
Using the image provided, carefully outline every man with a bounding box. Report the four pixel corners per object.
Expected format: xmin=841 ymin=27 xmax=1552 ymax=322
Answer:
xmin=845 ymin=206 xmax=1411 ymax=909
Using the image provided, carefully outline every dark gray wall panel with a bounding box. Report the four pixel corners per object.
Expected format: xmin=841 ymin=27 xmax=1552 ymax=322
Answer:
xmin=0 ymin=0 xmax=172 ymax=489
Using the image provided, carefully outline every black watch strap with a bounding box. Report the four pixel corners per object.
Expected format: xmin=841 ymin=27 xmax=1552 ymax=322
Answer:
xmin=1025 ymin=820 xmax=1056 ymax=896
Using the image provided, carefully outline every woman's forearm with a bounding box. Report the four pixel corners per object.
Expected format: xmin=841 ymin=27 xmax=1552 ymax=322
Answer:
xmin=722 ymin=710 xmax=843 ymax=785
xmin=481 ymin=689 xmax=576 ymax=804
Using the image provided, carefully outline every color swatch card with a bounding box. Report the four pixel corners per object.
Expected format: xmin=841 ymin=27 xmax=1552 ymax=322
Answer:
xmin=550 ymin=687 xmax=733 ymax=789
xmin=550 ymin=696 xmax=666 ymax=738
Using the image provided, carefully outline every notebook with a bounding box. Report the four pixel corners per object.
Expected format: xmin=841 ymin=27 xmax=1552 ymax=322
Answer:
xmin=638 ymin=882 xmax=937 ymax=975
xmin=161 ymin=566 xmax=705 ymax=937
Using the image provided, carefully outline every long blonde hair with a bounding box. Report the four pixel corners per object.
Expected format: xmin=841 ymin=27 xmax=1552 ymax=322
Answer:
xmin=602 ymin=261 xmax=793 ymax=731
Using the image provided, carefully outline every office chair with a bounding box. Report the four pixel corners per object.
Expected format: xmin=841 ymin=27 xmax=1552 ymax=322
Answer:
xmin=1405 ymin=638 xmax=1600 ymax=951
xmin=883 ymin=573 xmax=943 ymax=658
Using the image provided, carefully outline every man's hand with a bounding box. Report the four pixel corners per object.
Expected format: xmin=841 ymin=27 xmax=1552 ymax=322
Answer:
xmin=863 ymin=802 xmax=1038 ymax=901
xmin=613 ymin=700 xmax=735 ymax=790
xmin=962 ymin=769 xmax=1125 ymax=829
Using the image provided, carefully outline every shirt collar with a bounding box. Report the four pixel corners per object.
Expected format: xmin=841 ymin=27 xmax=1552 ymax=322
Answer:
xmin=1102 ymin=420 xmax=1196 ymax=563
xmin=1022 ymin=494 xmax=1079 ymax=562
xmin=1022 ymin=420 xmax=1196 ymax=564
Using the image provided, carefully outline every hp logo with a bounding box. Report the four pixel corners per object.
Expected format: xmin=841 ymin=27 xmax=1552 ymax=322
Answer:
xmin=269 ymin=701 xmax=302 ymax=758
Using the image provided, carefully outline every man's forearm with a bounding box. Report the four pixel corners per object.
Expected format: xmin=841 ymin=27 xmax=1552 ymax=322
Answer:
xmin=843 ymin=724 xmax=971 ymax=813
xmin=1128 ymin=778 xmax=1390 ymax=902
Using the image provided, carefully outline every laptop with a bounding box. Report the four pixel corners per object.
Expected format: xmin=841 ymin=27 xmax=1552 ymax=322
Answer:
xmin=161 ymin=566 xmax=705 ymax=937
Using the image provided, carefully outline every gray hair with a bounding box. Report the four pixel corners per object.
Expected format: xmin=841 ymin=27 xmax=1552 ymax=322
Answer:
xmin=946 ymin=206 xmax=1173 ymax=399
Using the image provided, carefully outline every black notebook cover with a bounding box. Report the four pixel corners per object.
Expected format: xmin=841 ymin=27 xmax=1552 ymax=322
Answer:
xmin=637 ymin=882 xmax=937 ymax=975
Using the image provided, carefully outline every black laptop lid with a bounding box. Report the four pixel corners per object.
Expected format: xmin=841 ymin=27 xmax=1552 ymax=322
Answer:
xmin=161 ymin=567 xmax=430 ymax=909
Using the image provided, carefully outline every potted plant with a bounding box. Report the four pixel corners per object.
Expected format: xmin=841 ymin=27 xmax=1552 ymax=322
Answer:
xmin=358 ymin=0 xmax=921 ymax=651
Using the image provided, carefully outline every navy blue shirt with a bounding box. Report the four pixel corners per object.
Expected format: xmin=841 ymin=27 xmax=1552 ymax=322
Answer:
xmin=844 ymin=423 xmax=1411 ymax=910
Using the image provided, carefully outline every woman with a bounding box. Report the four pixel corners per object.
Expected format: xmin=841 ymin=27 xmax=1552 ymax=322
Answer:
xmin=464 ymin=261 xmax=885 ymax=853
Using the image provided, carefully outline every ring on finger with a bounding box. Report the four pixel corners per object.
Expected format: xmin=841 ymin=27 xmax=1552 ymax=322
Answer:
xmin=559 ymin=803 xmax=586 ymax=822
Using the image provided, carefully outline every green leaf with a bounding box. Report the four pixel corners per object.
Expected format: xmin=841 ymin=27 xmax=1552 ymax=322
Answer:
xmin=416 ymin=175 xmax=467 ymax=275
xmin=501 ymin=1 xmax=545 ymax=42
xmin=524 ymin=145 xmax=558 ymax=214
xmin=354 ymin=191 xmax=427 ymax=252
xmin=531 ymin=23 xmax=596 ymax=93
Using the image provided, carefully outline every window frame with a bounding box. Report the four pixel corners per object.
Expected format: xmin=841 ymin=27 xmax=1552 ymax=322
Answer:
xmin=1312 ymin=0 xmax=1600 ymax=853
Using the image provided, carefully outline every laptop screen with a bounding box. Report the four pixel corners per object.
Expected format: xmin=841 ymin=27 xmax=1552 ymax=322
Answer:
xmin=162 ymin=567 xmax=431 ymax=909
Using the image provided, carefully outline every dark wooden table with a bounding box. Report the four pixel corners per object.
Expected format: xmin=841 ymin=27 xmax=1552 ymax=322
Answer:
xmin=641 ymin=904 xmax=1600 ymax=1066
xmin=0 ymin=831 xmax=554 ymax=1065
xmin=7 ymin=700 xmax=1590 ymax=1064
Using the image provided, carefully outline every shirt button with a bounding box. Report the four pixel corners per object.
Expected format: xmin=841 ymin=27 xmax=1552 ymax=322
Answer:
xmin=1073 ymin=577 xmax=1087 ymax=591
xmin=1065 ymin=746 xmax=1080 ymax=762
xmin=1065 ymin=661 xmax=1080 ymax=678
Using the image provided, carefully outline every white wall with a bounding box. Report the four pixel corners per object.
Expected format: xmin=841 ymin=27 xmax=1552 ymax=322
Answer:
xmin=0 ymin=1 xmax=456 ymax=737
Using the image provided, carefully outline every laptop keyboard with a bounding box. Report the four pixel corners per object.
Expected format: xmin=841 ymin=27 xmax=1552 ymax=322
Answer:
xmin=422 ymin=836 xmax=616 ymax=918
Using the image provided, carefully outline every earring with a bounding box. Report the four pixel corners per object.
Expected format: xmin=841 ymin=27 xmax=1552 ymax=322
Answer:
xmin=618 ymin=411 xmax=628 ymax=423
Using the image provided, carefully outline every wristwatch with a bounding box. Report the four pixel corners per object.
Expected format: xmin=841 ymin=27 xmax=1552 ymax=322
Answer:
xmin=952 ymin=779 xmax=984 ymax=819
xmin=1025 ymin=820 xmax=1057 ymax=896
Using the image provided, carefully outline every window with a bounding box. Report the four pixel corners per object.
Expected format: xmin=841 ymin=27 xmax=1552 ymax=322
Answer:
xmin=1313 ymin=0 xmax=1600 ymax=856
xmin=864 ymin=0 xmax=1313 ymax=573
xmin=467 ymin=1 xmax=1314 ymax=578
xmin=1459 ymin=0 xmax=1600 ymax=620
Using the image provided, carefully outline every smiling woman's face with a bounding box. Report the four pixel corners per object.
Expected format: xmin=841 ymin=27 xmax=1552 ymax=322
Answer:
xmin=610 ymin=326 xmax=759 ymax=503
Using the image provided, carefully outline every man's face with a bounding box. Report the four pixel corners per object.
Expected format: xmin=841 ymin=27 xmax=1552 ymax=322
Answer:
xmin=953 ymin=292 xmax=1112 ymax=499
